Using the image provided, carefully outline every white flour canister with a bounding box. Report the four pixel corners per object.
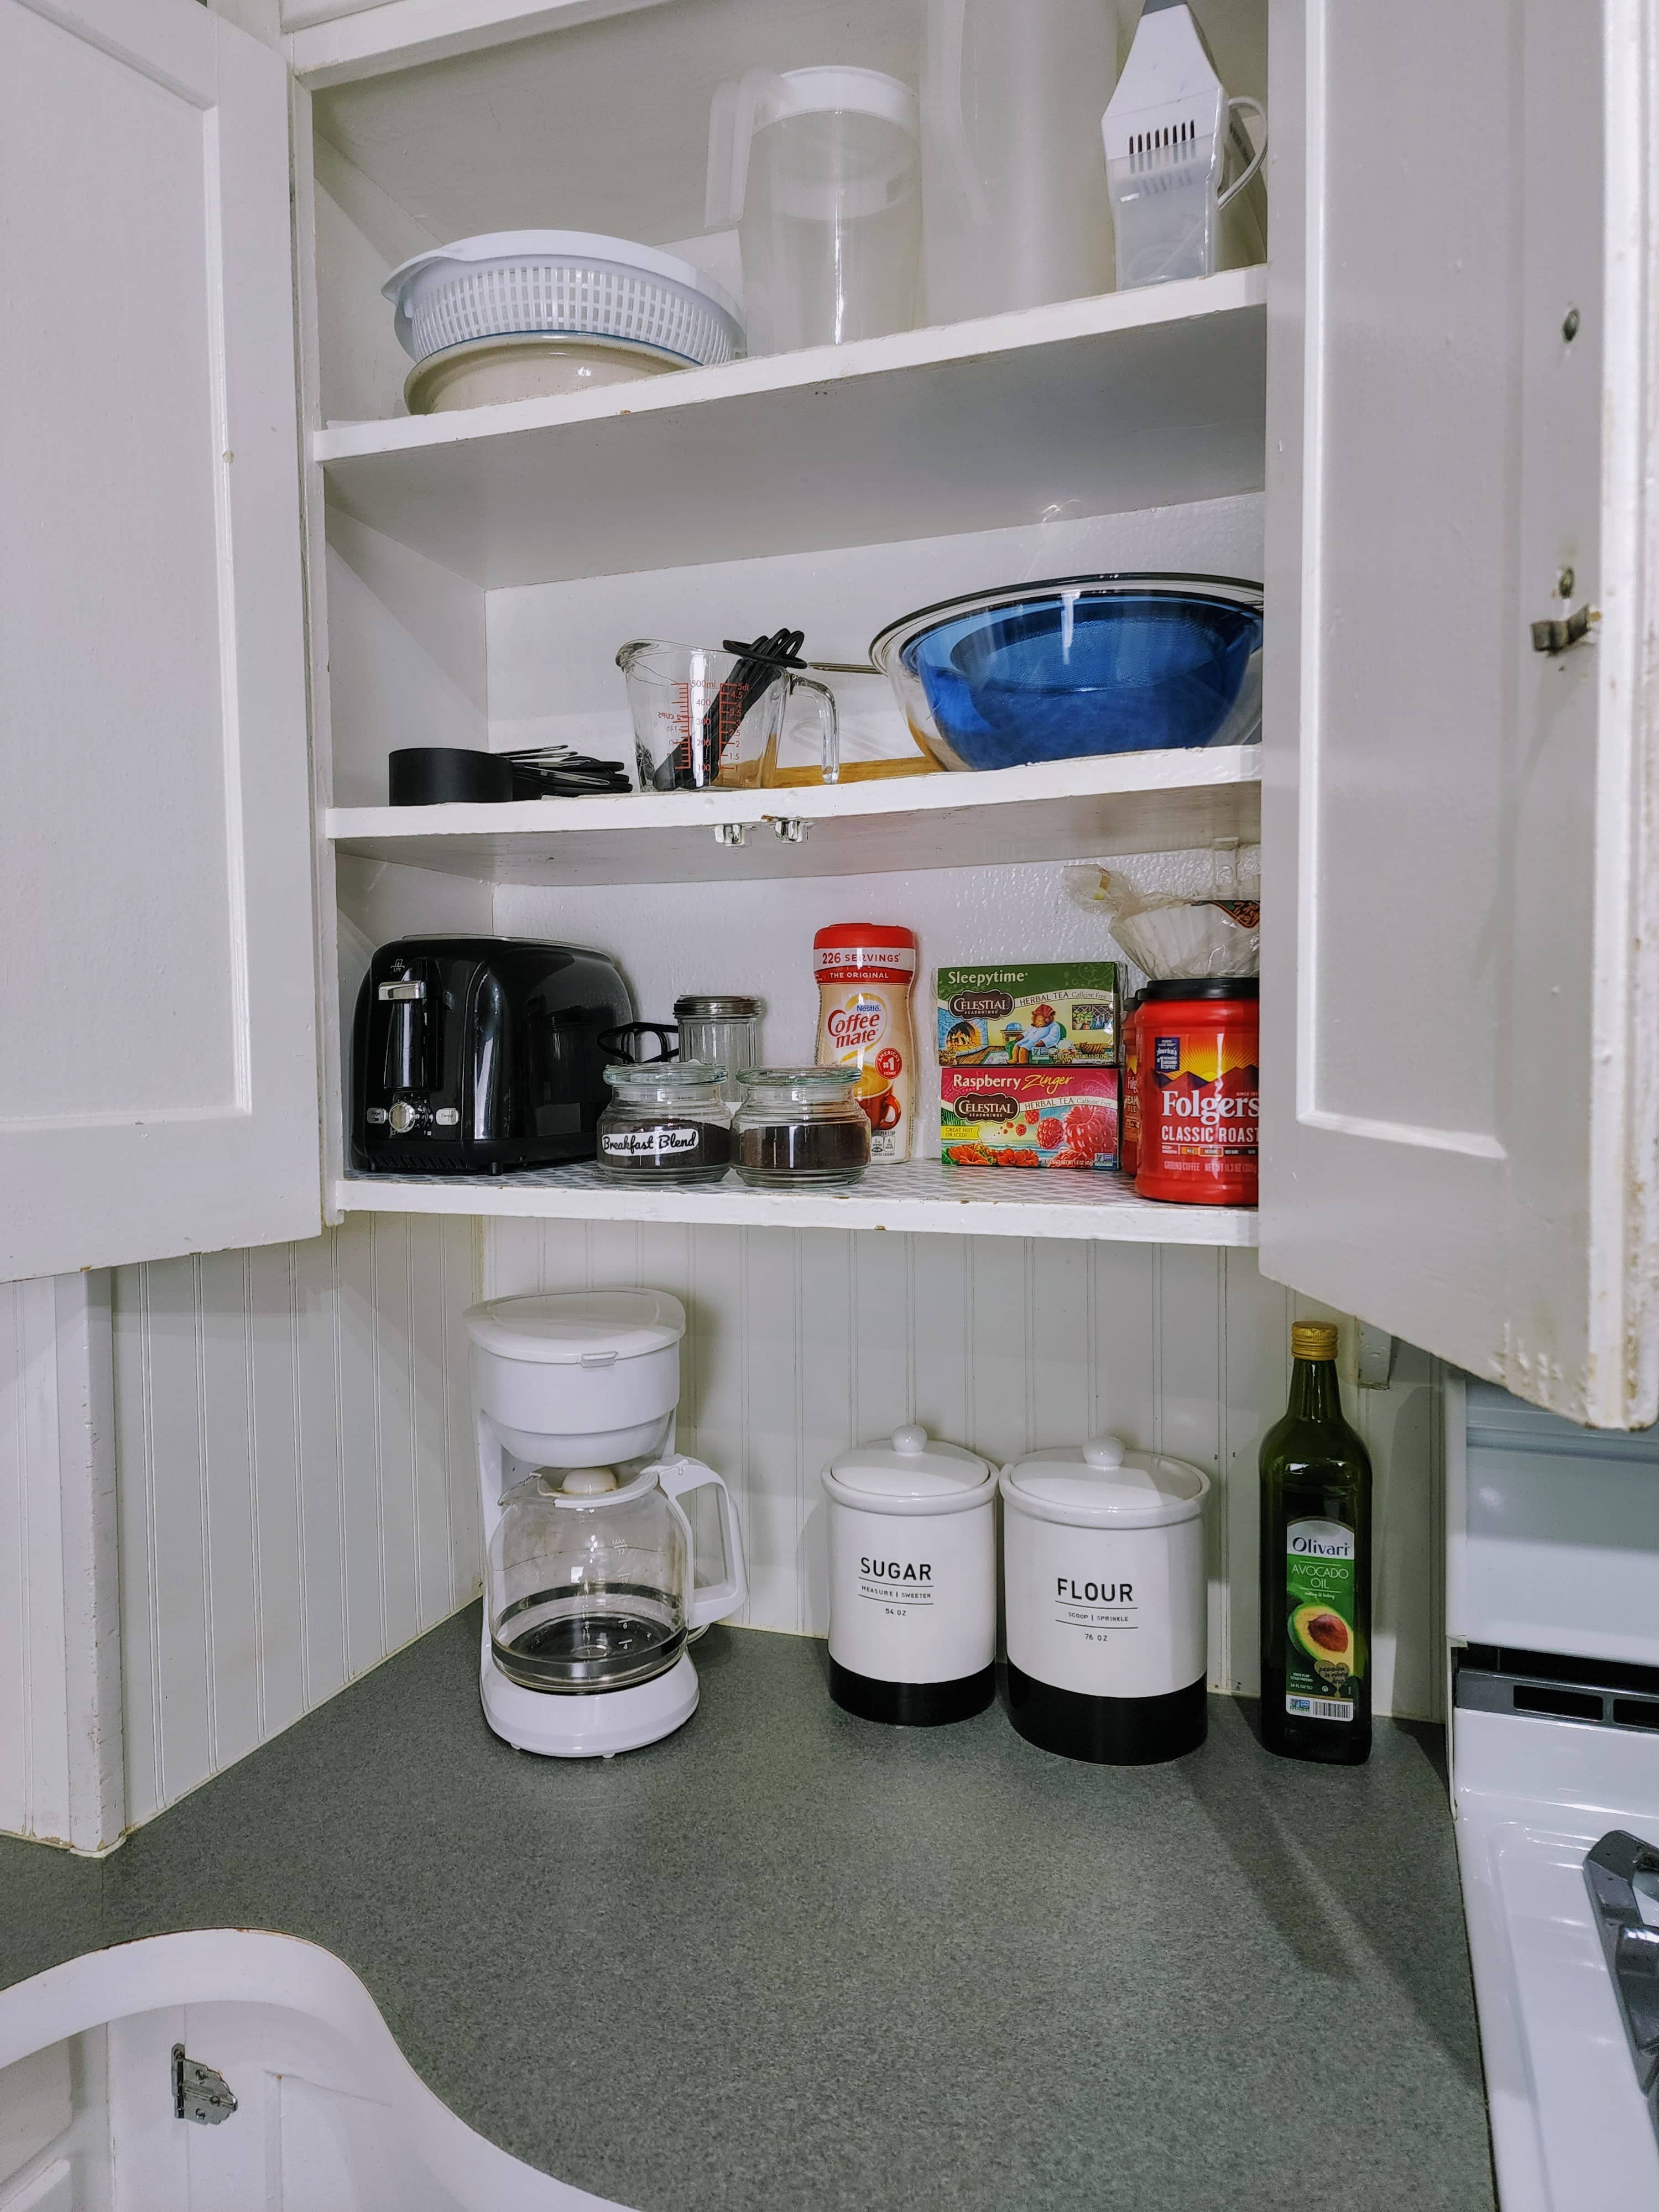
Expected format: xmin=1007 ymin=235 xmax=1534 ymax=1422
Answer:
xmin=822 ymin=1424 xmax=996 ymax=1725
xmin=999 ymin=1436 xmax=1209 ymax=1764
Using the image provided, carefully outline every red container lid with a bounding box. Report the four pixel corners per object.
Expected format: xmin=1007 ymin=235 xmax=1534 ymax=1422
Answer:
xmin=813 ymin=924 xmax=916 ymax=950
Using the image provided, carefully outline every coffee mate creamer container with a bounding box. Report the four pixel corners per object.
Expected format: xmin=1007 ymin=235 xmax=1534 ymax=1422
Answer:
xmin=813 ymin=924 xmax=917 ymax=1163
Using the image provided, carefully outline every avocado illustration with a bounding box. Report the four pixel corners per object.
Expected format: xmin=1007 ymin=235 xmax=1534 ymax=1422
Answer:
xmin=1290 ymin=1602 xmax=1354 ymax=1674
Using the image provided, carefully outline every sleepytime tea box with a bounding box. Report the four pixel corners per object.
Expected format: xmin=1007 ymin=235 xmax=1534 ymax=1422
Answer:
xmin=941 ymin=1067 xmax=1121 ymax=1170
xmin=936 ymin=963 xmax=1119 ymax=1068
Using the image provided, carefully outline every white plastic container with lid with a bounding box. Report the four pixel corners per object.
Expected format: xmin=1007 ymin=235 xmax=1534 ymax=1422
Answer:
xmin=463 ymin=1290 xmax=686 ymax=1467
xmin=999 ymin=1434 xmax=1209 ymax=1765
xmin=822 ymin=1422 xmax=996 ymax=1725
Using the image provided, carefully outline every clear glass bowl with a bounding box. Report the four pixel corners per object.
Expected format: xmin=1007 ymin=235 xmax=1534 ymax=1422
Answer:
xmin=597 ymin=1061 xmax=732 ymax=1184
xmin=869 ymin=572 xmax=1263 ymax=773
xmin=730 ymin=1066 xmax=870 ymax=1188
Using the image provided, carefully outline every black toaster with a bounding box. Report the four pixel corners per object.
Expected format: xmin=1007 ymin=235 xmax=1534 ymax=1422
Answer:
xmin=351 ymin=937 xmax=633 ymax=1175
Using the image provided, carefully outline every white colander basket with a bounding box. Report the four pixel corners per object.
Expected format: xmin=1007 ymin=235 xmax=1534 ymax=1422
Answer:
xmin=383 ymin=231 xmax=745 ymax=368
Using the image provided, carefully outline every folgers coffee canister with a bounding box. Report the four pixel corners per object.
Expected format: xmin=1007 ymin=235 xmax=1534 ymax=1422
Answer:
xmin=1134 ymin=977 xmax=1259 ymax=1206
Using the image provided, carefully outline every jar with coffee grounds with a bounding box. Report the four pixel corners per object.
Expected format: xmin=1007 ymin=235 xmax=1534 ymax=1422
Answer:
xmin=597 ymin=1062 xmax=732 ymax=1185
xmin=731 ymin=1067 xmax=870 ymax=1188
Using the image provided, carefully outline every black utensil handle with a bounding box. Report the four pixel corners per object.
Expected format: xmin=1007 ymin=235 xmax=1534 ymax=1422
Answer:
xmin=598 ymin=1023 xmax=679 ymax=1065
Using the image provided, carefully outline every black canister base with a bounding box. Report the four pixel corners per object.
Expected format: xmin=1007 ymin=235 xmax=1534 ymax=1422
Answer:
xmin=829 ymin=1658 xmax=996 ymax=1728
xmin=1005 ymin=1666 xmax=1208 ymax=1765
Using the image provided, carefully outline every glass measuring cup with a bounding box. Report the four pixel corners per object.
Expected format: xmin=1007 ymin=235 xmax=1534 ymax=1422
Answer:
xmin=617 ymin=639 xmax=840 ymax=792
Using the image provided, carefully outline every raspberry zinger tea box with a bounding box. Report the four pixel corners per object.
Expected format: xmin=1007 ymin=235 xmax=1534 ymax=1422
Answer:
xmin=936 ymin=963 xmax=1119 ymax=1067
xmin=941 ymin=1067 xmax=1121 ymax=1170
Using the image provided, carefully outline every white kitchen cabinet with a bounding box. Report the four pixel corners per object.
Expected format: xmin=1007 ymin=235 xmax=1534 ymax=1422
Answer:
xmin=1261 ymin=0 xmax=1659 ymax=1428
xmin=3 ymin=0 xmax=1653 ymax=1420
xmin=0 ymin=0 xmax=321 ymax=1282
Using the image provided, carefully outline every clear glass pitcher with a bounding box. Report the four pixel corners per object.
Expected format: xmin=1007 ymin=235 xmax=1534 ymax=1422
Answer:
xmin=617 ymin=637 xmax=839 ymax=791
xmin=706 ymin=66 xmax=921 ymax=354
xmin=488 ymin=1455 xmax=745 ymax=1693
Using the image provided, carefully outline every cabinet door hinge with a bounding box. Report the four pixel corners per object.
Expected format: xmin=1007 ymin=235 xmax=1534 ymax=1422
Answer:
xmin=173 ymin=2043 xmax=238 ymax=2125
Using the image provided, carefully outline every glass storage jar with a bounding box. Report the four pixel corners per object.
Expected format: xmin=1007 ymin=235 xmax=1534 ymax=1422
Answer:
xmin=731 ymin=1066 xmax=870 ymax=1187
xmin=596 ymin=1062 xmax=732 ymax=1183
xmin=675 ymin=995 xmax=761 ymax=1104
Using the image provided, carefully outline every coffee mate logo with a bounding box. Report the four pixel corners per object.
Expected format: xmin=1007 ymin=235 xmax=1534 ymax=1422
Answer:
xmin=826 ymin=993 xmax=886 ymax=1052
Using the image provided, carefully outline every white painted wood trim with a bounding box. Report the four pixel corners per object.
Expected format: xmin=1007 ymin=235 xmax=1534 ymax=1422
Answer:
xmin=1587 ymin=0 xmax=1659 ymax=1426
xmin=316 ymin=269 xmax=1267 ymax=466
xmin=0 ymin=1276 xmax=126 ymax=1855
xmin=337 ymin=1166 xmax=1260 ymax=1245
xmin=286 ymin=0 xmax=670 ymax=88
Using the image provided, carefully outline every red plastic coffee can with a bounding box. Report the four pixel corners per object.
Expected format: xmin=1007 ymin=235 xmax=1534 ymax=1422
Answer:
xmin=1134 ymin=977 xmax=1259 ymax=1206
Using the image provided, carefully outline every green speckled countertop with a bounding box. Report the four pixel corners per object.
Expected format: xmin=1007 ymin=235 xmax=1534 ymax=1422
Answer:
xmin=0 ymin=1611 xmax=1493 ymax=2212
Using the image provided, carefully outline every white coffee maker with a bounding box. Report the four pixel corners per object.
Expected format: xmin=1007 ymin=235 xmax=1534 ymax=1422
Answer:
xmin=464 ymin=1290 xmax=747 ymax=1759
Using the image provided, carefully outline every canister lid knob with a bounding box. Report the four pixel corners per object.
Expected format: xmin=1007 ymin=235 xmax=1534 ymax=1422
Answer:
xmin=1082 ymin=1436 xmax=1126 ymax=1470
xmin=891 ymin=1423 xmax=928 ymax=1454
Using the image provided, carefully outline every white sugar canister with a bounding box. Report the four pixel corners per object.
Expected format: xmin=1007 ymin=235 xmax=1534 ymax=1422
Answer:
xmin=822 ymin=1423 xmax=996 ymax=1725
xmin=999 ymin=1436 xmax=1209 ymax=1765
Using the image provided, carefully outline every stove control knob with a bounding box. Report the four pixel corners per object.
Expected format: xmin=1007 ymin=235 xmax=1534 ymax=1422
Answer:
xmin=389 ymin=1099 xmax=419 ymax=1135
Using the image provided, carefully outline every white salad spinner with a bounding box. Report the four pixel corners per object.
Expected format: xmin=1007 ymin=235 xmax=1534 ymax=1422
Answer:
xmin=382 ymin=231 xmax=744 ymax=368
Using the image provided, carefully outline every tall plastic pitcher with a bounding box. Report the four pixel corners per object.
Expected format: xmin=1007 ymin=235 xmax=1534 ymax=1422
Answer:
xmin=920 ymin=0 xmax=1118 ymax=325
xmin=706 ymin=66 xmax=921 ymax=355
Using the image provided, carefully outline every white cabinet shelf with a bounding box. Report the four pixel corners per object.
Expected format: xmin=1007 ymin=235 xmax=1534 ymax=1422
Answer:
xmin=336 ymin=1158 xmax=1257 ymax=1245
xmin=316 ymin=270 xmax=1266 ymax=587
xmin=327 ymin=747 xmax=1260 ymax=886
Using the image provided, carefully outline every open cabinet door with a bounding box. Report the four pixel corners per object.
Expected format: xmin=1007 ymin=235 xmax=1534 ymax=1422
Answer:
xmin=1261 ymin=0 xmax=1659 ymax=1427
xmin=0 ymin=0 xmax=320 ymax=1279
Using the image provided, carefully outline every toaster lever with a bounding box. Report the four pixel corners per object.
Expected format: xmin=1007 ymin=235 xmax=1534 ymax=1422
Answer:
xmin=378 ymin=980 xmax=426 ymax=1001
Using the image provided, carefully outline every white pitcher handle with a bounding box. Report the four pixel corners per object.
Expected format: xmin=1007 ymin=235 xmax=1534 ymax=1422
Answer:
xmin=654 ymin=1457 xmax=747 ymax=1627
xmin=1217 ymin=96 xmax=1267 ymax=210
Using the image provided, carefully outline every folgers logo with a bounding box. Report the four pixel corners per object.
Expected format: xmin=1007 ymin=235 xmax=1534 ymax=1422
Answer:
xmin=1156 ymin=1065 xmax=1261 ymax=1128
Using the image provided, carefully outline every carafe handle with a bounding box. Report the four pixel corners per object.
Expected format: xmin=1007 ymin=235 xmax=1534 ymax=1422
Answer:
xmin=653 ymin=1457 xmax=748 ymax=1627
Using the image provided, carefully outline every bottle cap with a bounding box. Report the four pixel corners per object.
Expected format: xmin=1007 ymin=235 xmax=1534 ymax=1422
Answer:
xmin=1291 ymin=1322 xmax=1339 ymax=1361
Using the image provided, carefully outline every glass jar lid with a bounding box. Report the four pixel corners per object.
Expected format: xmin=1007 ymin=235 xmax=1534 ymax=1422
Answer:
xmin=674 ymin=995 xmax=761 ymax=1019
xmin=738 ymin=1065 xmax=860 ymax=1099
xmin=604 ymin=1058 xmax=726 ymax=1097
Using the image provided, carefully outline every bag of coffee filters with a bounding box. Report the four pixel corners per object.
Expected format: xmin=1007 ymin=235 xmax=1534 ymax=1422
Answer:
xmin=1063 ymin=842 xmax=1260 ymax=979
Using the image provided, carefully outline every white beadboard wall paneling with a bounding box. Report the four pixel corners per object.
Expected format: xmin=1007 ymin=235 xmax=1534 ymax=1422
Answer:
xmin=0 ymin=1275 xmax=124 ymax=1853
xmin=113 ymin=1216 xmax=479 ymax=1827
xmin=482 ymin=1227 xmax=1444 ymax=1717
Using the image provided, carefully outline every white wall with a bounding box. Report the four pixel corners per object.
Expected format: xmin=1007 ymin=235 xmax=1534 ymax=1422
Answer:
xmin=109 ymin=1216 xmax=479 ymax=1827
xmin=485 ymin=1224 xmax=1446 ymax=1720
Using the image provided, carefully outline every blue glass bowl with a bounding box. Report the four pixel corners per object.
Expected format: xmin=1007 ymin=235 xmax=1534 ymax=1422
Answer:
xmin=870 ymin=575 xmax=1263 ymax=773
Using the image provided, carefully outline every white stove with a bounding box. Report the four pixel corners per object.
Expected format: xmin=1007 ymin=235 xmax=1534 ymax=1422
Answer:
xmin=1449 ymin=1380 xmax=1659 ymax=2212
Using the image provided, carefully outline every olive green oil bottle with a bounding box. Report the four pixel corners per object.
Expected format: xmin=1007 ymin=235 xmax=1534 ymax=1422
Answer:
xmin=1258 ymin=1322 xmax=1373 ymax=1764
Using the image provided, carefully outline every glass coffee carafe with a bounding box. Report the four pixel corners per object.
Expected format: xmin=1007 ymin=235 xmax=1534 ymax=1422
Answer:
xmin=488 ymin=1457 xmax=743 ymax=1693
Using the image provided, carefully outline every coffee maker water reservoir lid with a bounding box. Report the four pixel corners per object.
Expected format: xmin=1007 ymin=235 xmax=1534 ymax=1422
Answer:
xmin=463 ymin=1290 xmax=686 ymax=1364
